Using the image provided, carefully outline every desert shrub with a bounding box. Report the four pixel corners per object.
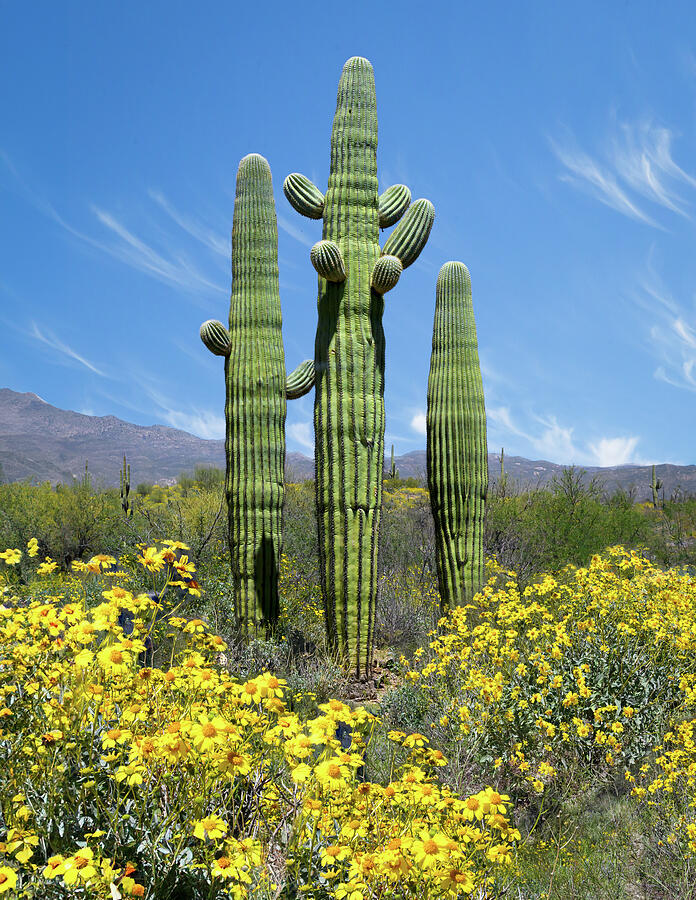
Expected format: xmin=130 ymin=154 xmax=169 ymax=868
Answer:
xmin=282 ymin=481 xmax=319 ymax=577
xmin=644 ymin=494 xmax=696 ymax=570
xmin=0 ymin=544 xmax=519 ymax=899
xmin=129 ymin=485 xmax=227 ymax=573
xmin=374 ymin=565 xmax=439 ymax=655
xmin=485 ymin=472 xmax=653 ymax=584
xmin=0 ymin=481 xmax=127 ymax=567
xmin=404 ymin=548 xmax=696 ymax=814
xmin=379 ymin=486 xmax=435 ymax=580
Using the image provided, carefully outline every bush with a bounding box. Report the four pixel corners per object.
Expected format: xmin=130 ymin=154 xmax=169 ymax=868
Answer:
xmin=0 ymin=544 xmax=518 ymax=899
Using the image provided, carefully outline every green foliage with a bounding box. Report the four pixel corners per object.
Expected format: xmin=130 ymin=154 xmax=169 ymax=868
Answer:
xmin=0 ymin=480 xmax=126 ymax=567
xmin=2 ymin=478 xmax=696 ymax=896
xmin=484 ymin=469 xmax=660 ymax=585
xmin=645 ymin=492 xmax=696 ymax=569
xmin=177 ymin=466 xmax=225 ymax=496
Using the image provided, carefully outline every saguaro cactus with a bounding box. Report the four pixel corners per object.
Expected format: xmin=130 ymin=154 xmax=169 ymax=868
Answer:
xmin=119 ymin=454 xmax=132 ymax=517
xmin=427 ymin=262 xmax=488 ymax=609
xmin=200 ymin=153 xmax=313 ymax=635
xmin=386 ymin=444 xmax=399 ymax=481
xmin=651 ymin=464 xmax=663 ymax=509
xmin=285 ymin=57 xmax=434 ymax=676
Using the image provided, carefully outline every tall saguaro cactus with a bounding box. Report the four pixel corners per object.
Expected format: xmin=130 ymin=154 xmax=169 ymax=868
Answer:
xmin=200 ymin=154 xmax=301 ymax=636
xmin=427 ymin=262 xmax=488 ymax=609
xmin=284 ymin=57 xmax=434 ymax=676
xmin=651 ymin=464 xmax=663 ymax=509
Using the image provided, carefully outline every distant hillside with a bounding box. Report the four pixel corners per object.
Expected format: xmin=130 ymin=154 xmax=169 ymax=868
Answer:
xmin=395 ymin=450 xmax=696 ymax=500
xmin=1 ymin=389 xmax=694 ymax=499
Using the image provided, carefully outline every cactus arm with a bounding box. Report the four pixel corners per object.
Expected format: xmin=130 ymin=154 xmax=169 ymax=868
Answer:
xmin=200 ymin=320 xmax=232 ymax=357
xmin=286 ymin=359 xmax=315 ymax=399
xmin=427 ymin=261 xmax=487 ymax=610
xmin=371 ymin=255 xmax=402 ymax=294
xmin=310 ymin=240 xmax=347 ymax=282
xmin=378 ymin=184 xmax=411 ymax=227
xmin=226 ymin=153 xmax=286 ymax=634
xmin=381 ymin=198 xmax=435 ymax=269
xmin=284 ymin=173 xmax=325 ymax=219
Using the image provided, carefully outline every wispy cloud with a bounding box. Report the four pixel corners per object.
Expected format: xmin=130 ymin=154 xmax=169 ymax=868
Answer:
xmin=30 ymin=323 xmax=105 ymax=376
xmin=632 ymin=262 xmax=696 ymax=393
xmin=551 ymin=119 xmax=696 ymax=226
xmin=550 ymin=137 xmax=657 ymax=225
xmin=148 ymin=189 xmax=229 ymax=257
xmin=136 ymin=379 xmax=225 ymax=439
xmin=587 ymin=436 xmax=641 ymax=467
xmin=612 ymin=122 xmax=696 ymax=215
xmin=92 ymin=207 xmax=225 ymax=295
xmin=277 ymin=214 xmax=315 ymax=248
xmin=1 ymin=151 xmax=226 ymax=297
xmin=160 ymin=408 xmax=225 ymax=440
xmin=488 ymin=405 xmax=646 ymax=466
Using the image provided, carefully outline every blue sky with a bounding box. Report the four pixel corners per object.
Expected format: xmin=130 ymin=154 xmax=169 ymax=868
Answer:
xmin=2 ymin=1 xmax=695 ymax=467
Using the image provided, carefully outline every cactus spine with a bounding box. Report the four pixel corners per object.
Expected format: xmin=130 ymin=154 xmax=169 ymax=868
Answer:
xmin=427 ymin=262 xmax=488 ymax=609
xmin=285 ymin=57 xmax=434 ymax=676
xmin=200 ymin=153 xmax=286 ymax=636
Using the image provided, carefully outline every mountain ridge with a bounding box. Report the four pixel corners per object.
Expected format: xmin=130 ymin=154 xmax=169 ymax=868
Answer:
xmin=1 ymin=388 xmax=694 ymax=499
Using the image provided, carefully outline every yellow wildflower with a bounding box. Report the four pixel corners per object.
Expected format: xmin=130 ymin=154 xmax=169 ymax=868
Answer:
xmin=193 ymin=815 xmax=228 ymax=840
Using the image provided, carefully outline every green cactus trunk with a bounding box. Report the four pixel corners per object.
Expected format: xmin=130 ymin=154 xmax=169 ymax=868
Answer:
xmin=225 ymin=154 xmax=286 ymax=635
xmin=200 ymin=155 xmax=314 ymax=636
xmin=314 ymin=58 xmax=383 ymax=677
xmin=427 ymin=262 xmax=488 ymax=610
xmin=285 ymin=57 xmax=433 ymax=676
